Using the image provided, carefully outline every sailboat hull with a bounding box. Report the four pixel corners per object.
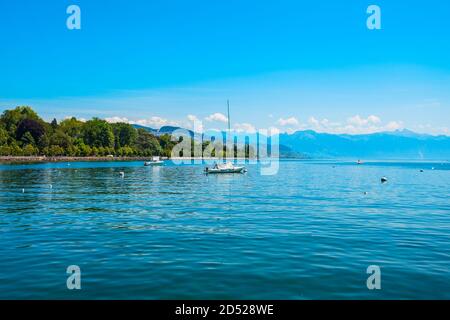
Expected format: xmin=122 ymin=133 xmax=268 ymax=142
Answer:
xmin=206 ymin=166 xmax=246 ymax=174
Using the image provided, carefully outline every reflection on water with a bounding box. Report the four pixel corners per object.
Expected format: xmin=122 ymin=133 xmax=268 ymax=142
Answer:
xmin=0 ymin=160 xmax=449 ymax=299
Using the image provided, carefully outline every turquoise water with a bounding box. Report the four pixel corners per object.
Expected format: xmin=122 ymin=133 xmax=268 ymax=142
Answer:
xmin=0 ymin=160 xmax=449 ymax=299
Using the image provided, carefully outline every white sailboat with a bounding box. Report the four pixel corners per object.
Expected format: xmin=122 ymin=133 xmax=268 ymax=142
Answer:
xmin=205 ymin=100 xmax=247 ymax=174
xmin=206 ymin=162 xmax=246 ymax=174
xmin=144 ymin=156 xmax=164 ymax=166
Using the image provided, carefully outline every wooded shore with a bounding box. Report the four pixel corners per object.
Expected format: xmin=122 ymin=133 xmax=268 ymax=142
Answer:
xmin=0 ymin=156 xmax=257 ymax=163
xmin=0 ymin=156 xmax=158 ymax=163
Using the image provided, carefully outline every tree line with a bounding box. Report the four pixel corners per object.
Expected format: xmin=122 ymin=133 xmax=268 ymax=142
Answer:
xmin=0 ymin=106 xmax=255 ymax=158
xmin=0 ymin=106 xmax=176 ymax=157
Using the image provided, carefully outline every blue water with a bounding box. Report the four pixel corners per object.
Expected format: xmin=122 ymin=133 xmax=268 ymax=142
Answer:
xmin=0 ymin=160 xmax=449 ymax=299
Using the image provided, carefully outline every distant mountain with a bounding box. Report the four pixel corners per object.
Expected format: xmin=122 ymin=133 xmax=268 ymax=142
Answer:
xmin=132 ymin=124 xmax=157 ymax=134
xmin=132 ymin=124 xmax=194 ymax=137
xmin=133 ymin=124 xmax=450 ymax=159
xmin=279 ymin=130 xmax=450 ymax=159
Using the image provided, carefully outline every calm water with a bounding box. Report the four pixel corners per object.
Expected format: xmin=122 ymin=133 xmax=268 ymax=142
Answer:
xmin=0 ymin=160 xmax=449 ymax=299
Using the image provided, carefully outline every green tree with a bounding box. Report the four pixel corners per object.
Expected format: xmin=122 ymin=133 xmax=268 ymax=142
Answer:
xmin=158 ymin=133 xmax=176 ymax=157
xmin=59 ymin=117 xmax=84 ymax=139
xmin=0 ymin=106 xmax=40 ymax=136
xmin=82 ymin=118 xmax=114 ymax=148
xmin=0 ymin=145 xmax=11 ymax=156
xmin=22 ymin=144 xmax=38 ymax=156
xmin=9 ymin=143 xmax=23 ymax=156
xmin=48 ymin=145 xmax=65 ymax=156
xmin=78 ymin=143 xmax=92 ymax=156
xmin=21 ymin=131 xmax=36 ymax=145
xmin=50 ymin=130 xmax=72 ymax=149
xmin=111 ymin=123 xmax=137 ymax=149
xmin=0 ymin=125 xmax=8 ymax=146
xmin=51 ymin=118 xmax=58 ymax=129
xmin=16 ymin=118 xmax=46 ymax=146
xmin=135 ymin=129 xmax=162 ymax=155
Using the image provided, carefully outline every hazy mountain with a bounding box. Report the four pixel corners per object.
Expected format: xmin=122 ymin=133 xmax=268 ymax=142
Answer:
xmin=279 ymin=130 xmax=450 ymax=159
xmin=133 ymin=124 xmax=450 ymax=159
xmin=132 ymin=124 xmax=194 ymax=137
xmin=132 ymin=124 xmax=157 ymax=134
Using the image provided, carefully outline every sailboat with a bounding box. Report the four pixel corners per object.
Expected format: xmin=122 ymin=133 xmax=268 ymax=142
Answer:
xmin=144 ymin=156 xmax=164 ymax=166
xmin=205 ymin=100 xmax=247 ymax=174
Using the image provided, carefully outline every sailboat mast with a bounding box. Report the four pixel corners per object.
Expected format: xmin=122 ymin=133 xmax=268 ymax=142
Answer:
xmin=227 ymin=99 xmax=231 ymax=132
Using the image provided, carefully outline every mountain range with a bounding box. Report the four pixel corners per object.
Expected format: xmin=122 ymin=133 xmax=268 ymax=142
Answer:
xmin=133 ymin=125 xmax=450 ymax=160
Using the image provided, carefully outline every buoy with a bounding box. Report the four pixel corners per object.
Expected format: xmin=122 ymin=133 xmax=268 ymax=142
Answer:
xmin=381 ymin=177 xmax=388 ymax=183
xmin=49 ymin=184 xmax=53 ymax=189
xmin=119 ymin=172 xmax=125 ymax=178
xmin=419 ymin=169 xmax=424 ymax=172
xmin=363 ymin=191 xmax=368 ymax=195
xmin=22 ymin=188 xmax=25 ymax=193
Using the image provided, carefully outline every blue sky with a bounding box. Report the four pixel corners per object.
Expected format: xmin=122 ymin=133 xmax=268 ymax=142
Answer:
xmin=0 ymin=0 xmax=449 ymax=135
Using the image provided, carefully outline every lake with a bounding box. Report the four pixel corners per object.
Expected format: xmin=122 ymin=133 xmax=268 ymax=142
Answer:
xmin=0 ymin=160 xmax=449 ymax=299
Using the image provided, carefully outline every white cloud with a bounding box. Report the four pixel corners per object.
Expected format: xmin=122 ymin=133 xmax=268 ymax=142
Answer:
xmin=267 ymin=126 xmax=281 ymax=135
xmin=185 ymin=114 xmax=203 ymax=133
xmin=105 ymin=116 xmax=129 ymax=123
xmin=273 ymin=114 xmax=406 ymax=135
xmin=308 ymin=117 xmax=319 ymax=126
xmin=234 ymin=123 xmax=256 ymax=134
xmin=131 ymin=116 xmax=179 ymax=129
xmin=64 ymin=116 xmax=86 ymax=122
xmin=104 ymin=115 xmax=178 ymax=128
xmin=187 ymin=114 xmax=199 ymax=122
xmin=205 ymin=112 xmax=228 ymax=123
xmin=368 ymin=115 xmax=381 ymax=124
xmin=277 ymin=117 xmax=299 ymax=126
xmin=347 ymin=115 xmax=381 ymax=127
xmin=385 ymin=121 xmax=403 ymax=131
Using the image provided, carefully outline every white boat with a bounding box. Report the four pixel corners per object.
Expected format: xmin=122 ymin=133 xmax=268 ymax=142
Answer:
xmin=144 ymin=156 xmax=164 ymax=166
xmin=205 ymin=162 xmax=247 ymax=174
xmin=204 ymin=101 xmax=247 ymax=174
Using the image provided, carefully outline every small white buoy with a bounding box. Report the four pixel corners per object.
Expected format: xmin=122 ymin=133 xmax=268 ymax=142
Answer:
xmin=22 ymin=188 xmax=25 ymax=193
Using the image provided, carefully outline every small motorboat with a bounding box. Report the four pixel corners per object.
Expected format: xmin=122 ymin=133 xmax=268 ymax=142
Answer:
xmin=144 ymin=156 xmax=164 ymax=166
xmin=205 ymin=162 xmax=246 ymax=174
xmin=356 ymin=159 xmax=364 ymax=165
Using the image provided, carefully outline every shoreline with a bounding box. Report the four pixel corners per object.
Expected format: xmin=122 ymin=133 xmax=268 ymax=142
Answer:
xmin=0 ymin=156 xmax=260 ymax=164
xmin=0 ymin=156 xmax=158 ymax=163
xmin=1 ymin=156 xmax=446 ymax=164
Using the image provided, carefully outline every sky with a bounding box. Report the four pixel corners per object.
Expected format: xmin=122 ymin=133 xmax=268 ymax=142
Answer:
xmin=0 ymin=0 xmax=449 ymax=135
